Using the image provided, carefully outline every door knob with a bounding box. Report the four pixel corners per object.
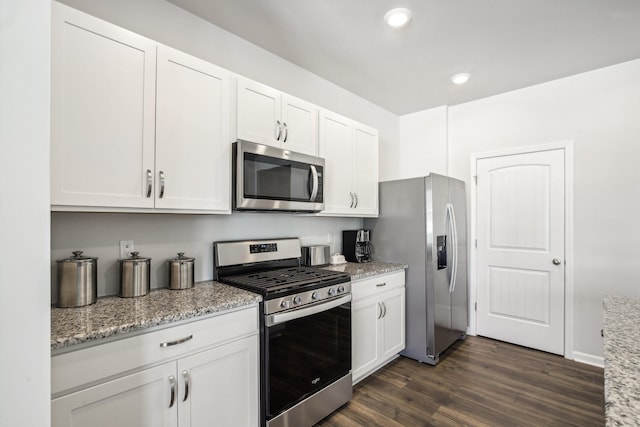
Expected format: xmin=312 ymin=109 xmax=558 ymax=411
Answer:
xmin=552 ymin=258 xmax=562 ymax=265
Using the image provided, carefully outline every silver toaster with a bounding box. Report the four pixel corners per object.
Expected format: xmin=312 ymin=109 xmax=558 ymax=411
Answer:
xmin=301 ymin=245 xmax=330 ymax=267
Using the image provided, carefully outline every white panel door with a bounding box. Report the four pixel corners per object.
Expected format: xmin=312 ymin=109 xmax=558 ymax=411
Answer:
xmin=281 ymin=94 xmax=318 ymax=156
xmin=476 ymin=149 xmax=565 ymax=355
xmin=236 ymin=77 xmax=281 ymax=147
xmin=51 ymin=3 xmax=156 ymax=208
xmin=155 ymin=45 xmax=231 ymax=212
xmin=178 ymin=336 xmax=259 ymax=427
xmin=52 ymin=362 xmax=177 ymax=427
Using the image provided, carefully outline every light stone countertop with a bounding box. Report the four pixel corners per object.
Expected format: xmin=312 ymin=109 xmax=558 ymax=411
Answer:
xmin=603 ymin=296 xmax=640 ymax=426
xmin=51 ymin=281 xmax=261 ymax=352
xmin=323 ymin=261 xmax=407 ymax=281
xmin=52 ymin=262 xmax=406 ymax=353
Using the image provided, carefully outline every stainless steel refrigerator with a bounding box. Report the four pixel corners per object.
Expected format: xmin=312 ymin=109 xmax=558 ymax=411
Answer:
xmin=364 ymin=174 xmax=467 ymax=364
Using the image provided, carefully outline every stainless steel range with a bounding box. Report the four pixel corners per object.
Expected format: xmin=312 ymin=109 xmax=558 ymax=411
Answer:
xmin=213 ymin=238 xmax=352 ymax=427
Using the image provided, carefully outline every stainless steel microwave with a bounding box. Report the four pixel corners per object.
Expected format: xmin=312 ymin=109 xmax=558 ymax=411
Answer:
xmin=233 ymin=140 xmax=325 ymax=212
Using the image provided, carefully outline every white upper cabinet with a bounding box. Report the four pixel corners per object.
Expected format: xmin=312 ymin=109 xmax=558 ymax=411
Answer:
xmin=155 ymin=45 xmax=231 ymax=213
xmin=51 ymin=3 xmax=232 ymax=213
xmin=318 ymin=109 xmax=379 ymax=217
xmin=236 ymin=77 xmax=318 ymax=156
xmin=51 ymin=2 xmax=156 ymax=209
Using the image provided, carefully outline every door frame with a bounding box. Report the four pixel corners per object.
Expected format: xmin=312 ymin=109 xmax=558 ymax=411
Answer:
xmin=469 ymin=141 xmax=574 ymax=359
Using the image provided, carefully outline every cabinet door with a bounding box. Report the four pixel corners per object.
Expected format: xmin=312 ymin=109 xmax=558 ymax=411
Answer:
xmin=178 ymin=335 xmax=259 ymax=427
xmin=52 ymin=362 xmax=177 ymax=427
xmin=352 ymin=124 xmax=379 ymax=217
xmin=318 ymin=109 xmax=353 ymax=215
xmin=155 ymin=45 xmax=231 ymax=212
xmin=236 ymin=77 xmax=281 ymax=147
xmin=51 ymin=3 xmax=156 ymax=209
xmin=380 ymin=287 xmax=406 ymax=361
xmin=351 ymin=295 xmax=381 ymax=384
xmin=281 ymin=94 xmax=318 ymax=156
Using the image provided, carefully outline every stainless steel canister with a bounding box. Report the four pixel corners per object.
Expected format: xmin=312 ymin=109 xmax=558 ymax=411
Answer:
xmin=56 ymin=250 xmax=98 ymax=308
xmin=118 ymin=251 xmax=151 ymax=298
xmin=168 ymin=252 xmax=195 ymax=290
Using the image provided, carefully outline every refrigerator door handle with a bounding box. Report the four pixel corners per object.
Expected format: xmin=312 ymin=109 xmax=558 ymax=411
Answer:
xmin=446 ymin=203 xmax=459 ymax=294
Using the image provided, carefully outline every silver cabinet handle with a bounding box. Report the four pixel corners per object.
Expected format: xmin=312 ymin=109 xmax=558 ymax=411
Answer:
xmin=282 ymin=122 xmax=288 ymax=142
xmin=376 ymin=283 xmax=386 ymax=287
xmin=552 ymin=258 xmax=562 ymax=265
xmin=146 ymin=169 xmax=152 ymax=198
xmin=168 ymin=375 xmax=176 ymax=408
xmin=160 ymin=334 xmax=193 ymax=348
xmin=182 ymin=370 xmax=190 ymax=402
xmin=354 ymin=193 xmax=359 ymax=208
xmin=159 ymin=171 xmax=165 ymax=198
xmin=377 ymin=302 xmax=382 ymax=319
xmin=349 ymin=192 xmax=354 ymax=208
xmin=275 ymin=120 xmax=282 ymax=140
xmin=381 ymin=301 xmax=387 ymax=318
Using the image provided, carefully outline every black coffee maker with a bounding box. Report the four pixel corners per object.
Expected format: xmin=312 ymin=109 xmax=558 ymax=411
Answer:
xmin=342 ymin=229 xmax=371 ymax=263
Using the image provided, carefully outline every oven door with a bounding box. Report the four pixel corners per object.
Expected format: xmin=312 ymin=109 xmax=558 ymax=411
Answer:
xmin=265 ymin=294 xmax=351 ymax=420
xmin=234 ymin=140 xmax=324 ymax=212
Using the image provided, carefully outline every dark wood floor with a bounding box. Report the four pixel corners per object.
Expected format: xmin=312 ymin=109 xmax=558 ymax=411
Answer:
xmin=317 ymin=336 xmax=604 ymax=426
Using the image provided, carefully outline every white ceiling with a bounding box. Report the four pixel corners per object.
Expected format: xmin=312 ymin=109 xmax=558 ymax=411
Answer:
xmin=167 ymin=0 xmax=640 ymax=115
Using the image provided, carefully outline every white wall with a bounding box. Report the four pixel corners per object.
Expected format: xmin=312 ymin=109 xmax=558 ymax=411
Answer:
xmin=448 ymin=59 xmax=640 ymax=360
xmin=380 ymin=105 xmax=448 ymax=182
xmin=0 ymin=0 xmax=51 ymax=425
xmin=52 ymin=212 xmax=360 ymax=300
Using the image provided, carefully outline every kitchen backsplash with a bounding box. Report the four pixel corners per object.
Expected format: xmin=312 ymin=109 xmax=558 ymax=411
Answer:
xmin=51 ymin=212 xmax=361 ymax=303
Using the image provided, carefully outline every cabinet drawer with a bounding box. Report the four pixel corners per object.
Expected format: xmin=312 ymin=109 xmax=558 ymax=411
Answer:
xmin=352 ymin=270 xmax=405 ymax=301
xmin=52 ymin=306 xmax=258 ymax=396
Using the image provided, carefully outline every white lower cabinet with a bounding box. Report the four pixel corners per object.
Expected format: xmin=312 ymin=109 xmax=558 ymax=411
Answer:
xmin=52 ymin=307 xmax=259 ymax=427
xmin=351 ymin=271 xmax=405 ymax=384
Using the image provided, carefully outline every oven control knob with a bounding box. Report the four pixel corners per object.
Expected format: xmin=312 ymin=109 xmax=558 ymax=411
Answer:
xmin=338 ymin=285 xmax=345 ymax=293
xmin=281 ymin=300 xmax=290 ymax=309
xmin=293 ymin=296 xmax=302 ymax=305
xmin=328 ymin=288 xmax=336 ymax=296
xmin=311 ymin=292 xmax=319 ymax=300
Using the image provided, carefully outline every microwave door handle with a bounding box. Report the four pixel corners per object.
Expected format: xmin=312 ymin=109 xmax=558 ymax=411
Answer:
xmin=309 ymin=165 xmax=319 ymax=201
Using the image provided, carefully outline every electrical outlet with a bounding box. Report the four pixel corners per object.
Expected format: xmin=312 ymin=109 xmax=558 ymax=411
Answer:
xmin=119 ymin=240 xmax=134 ymax=258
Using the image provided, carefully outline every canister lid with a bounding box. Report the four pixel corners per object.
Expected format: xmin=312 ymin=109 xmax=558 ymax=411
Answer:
xmin=118 ymin=251 xmax=151 ymax=262
xmin=169 ymin=252 xmax=195 ymax=263
xmin=57 ymin=250 xmax=98 ymax=263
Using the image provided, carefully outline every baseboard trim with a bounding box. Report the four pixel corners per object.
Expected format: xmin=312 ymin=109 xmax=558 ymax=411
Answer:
xmin=572 ymin=351 xmax=604 ymax=368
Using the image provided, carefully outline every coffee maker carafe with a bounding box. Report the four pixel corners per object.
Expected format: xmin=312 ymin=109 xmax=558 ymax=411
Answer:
xmin=342 ymin=229 xmax=371 ymax=263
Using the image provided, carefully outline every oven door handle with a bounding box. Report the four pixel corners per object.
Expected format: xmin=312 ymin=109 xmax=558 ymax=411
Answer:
xmin=266 ymin=294 xmax=351 ymax=326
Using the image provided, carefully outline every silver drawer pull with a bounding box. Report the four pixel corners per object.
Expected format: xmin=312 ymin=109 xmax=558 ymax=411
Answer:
xmin=376 ymin=283 xmax=387 ymax=287
xmin=160 ymin=334 xmax=193 ymax=348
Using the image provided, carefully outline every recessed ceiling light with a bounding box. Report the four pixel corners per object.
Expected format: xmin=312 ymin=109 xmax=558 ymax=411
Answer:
xmin=384 ymin=8 xmax=412 ymax=28
xmin=451 ymin=73 xmax=471 ymax=85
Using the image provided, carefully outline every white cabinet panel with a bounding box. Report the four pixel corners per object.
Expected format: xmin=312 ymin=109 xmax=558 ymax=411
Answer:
xmin=52 ymin=362 xmax=177 ymax=427
xmin=52 ymin=307 xmax=259 ymax=427
xmin=178 ymin=336 xmax=259 ymax=427
xmin=351 ymin=295 xmax=380 ymax=382
xmin=236 ymin=77 xmax=318 ymax=156
xmin=351 ymin=271 xmax=405 ymax=384
xmin=281 ymin=94 xmax=318 ymax=155
xmin=51 ymin=2 xmax=156 ymax=208
xmin=318 ymin=109 xmax=379 ymax=217
xmin=155 ymin=45 xmax=231 ymax=212
xmin=236 ymin=78 xmax=280 ymax=146
xmin=52 ymin=3 xmax=232 ymax=213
